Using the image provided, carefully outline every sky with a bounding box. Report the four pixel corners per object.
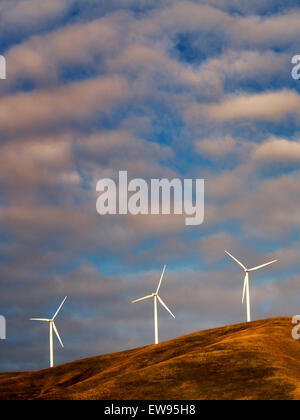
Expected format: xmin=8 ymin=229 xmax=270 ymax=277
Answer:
xmin=0 ymin=0 xmax=300 ymax=371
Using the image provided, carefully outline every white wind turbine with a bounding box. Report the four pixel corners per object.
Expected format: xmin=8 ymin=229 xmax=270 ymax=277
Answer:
xmin=30 ymin=296 xmax=67 ymax=368
xmin=132 ymin=265 xmax=175 ymax=344
xmin=225 ymin=251 xmax=277 ymax=323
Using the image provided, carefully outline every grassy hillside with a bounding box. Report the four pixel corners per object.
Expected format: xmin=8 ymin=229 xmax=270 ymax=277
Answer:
xmin=0 ymin=317 xmax=300 ymax=400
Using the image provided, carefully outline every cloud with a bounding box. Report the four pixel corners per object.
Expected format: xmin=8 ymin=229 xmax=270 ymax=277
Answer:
xmin=140 ymin=3 xmax=300 ymax=49
xmin=77 ymin=130 xmax=172 ymax=169
xmin=4 ymin=15 xmax=121 ymax=88
xmin=196 ymin=0 xmax=298 ymax=15
xmin=198 ymin=231 xmax=238 ymax=264
xmin=0 ymin=205 xmax=94 ymax=244
xmin=222 ymin=174 xmax=300 ymax=234
xmin=230 ymin=10 xmax=300 ymax=47
xmin=187 ymin=90 xmax=300 ymax=122
xmin=253 ymin=137 xmax=300 ymax=165
xmin=200 ymin=49 xmax=289 ymax=84
xmin=0 ymin=139 xmax=80 ymax=209
xmin=0 ymin=75 xmax=129 ymax=136
xmin=196 ymin=136 xmax=237 ymax=158
xmin=0 ymin=0 xmax=71 ymax=41
xmin=1 ymin=0 xmax=70 ymax=24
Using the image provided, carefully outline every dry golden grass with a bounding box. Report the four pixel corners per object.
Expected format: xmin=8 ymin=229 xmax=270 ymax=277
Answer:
xmin=1 ymin=317 xmax=300 ymax=400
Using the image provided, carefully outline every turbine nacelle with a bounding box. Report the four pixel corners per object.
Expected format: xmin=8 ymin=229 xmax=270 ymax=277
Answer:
xmin=225 ymin=250 xmax=277 ymax=274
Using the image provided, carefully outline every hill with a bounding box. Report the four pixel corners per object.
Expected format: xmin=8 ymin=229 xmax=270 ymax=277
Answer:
xmin=0 ymin=317 xmax=300 ymax=400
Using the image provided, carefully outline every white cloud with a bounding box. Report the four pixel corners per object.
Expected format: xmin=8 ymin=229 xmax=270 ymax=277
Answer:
xmin=187 ymin=90 xmax=300 ymax=122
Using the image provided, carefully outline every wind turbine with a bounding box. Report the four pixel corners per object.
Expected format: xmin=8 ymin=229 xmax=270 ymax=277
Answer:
xmin=132 ymin=265 xmax=175 ymax=344
xmin=30 ymin=296 xmax=67 ymax=368
xmin=225 ymin=251 xmax=277 ymax=323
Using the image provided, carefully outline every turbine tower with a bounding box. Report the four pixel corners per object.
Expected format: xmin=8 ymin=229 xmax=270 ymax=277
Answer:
xmin=225 ymin=251 xmax=277 ymax=323
xmin=132 ymin=265 xmax=175 ymax=344
xmin=30 ymin=296 xmax=67 ymax=368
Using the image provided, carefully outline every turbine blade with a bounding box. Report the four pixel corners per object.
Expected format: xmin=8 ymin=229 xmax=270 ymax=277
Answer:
xmin=249 ymin=260 xmax=278 ymax=272
xmin=156 ymin=265 xmax=166 ymax=294
xmin=30 ymin=318 xmax=50 ymax=322
xmin=157 ymin=295 xmax=175 ymax=318
xmin=52 ymin=296 xmax=67 ymax=320
xmin=242 ymin=273 xmax=248 ymax=304
xmin=53 ymin=322 xmax=64 ymax=348
xmin=131 ymin=295 xmax=153 ymax=303
xmin=225 ymin=251 xmax=247 ymax=271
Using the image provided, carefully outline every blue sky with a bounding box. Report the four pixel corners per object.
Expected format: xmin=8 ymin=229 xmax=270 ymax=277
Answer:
xmin=0 ymin=0 xmax=300 ymax=371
